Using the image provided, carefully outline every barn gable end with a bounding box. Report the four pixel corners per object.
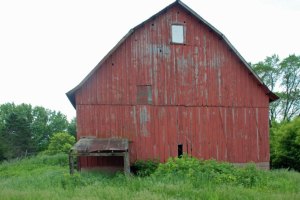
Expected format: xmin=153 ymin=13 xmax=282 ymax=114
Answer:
xmin=67 ymin=0 xmax=278 ymax=170
xmin=67 ymin=0 xmax=277 ymax=107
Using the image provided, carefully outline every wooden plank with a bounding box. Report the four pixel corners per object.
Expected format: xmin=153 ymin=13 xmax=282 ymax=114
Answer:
xmin=124 ymin=152 xmax=130 ymax=174
xmin=74 ymin=152 xmax=127 ymax=157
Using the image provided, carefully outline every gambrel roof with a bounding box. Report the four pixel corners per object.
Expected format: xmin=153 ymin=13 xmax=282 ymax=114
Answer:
xmin=67 ymin=0 xmax=279 ymax=108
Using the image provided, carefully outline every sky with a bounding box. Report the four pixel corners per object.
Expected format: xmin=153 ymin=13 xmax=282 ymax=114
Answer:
xmin=0 ymin=0 xmax=299 ymax=120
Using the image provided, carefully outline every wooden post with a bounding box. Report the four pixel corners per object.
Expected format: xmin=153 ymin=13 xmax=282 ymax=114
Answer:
xmin=124 ymin=151 xmax=130 ymax=174
xmin=69 ymin=153 xmax=74 ymax=175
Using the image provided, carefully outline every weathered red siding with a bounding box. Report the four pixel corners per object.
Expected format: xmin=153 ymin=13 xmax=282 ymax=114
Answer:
xmin=76 ymin=105 xmax=269 ymax=165
xmin=72 ymin=3 xmax=271 ymax=168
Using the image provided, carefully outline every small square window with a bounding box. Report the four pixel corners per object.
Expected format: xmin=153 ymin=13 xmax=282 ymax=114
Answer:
xmin=172 ymin=24 xmax=184 ymax=44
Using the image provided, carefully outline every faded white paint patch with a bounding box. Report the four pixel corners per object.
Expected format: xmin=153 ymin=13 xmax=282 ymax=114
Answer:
xmin=139 ymin=106 xmax=150 ymax=136
xmin=255 ymin=108 xmax=260 ymax=161
xmin=132 ymin=106 xmax=137 ymax=136
xmin=218 ymin=68 xmax=222 ymax=104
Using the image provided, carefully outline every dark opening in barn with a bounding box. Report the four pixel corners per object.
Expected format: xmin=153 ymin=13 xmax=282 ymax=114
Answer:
xmin=178 ymin=144 xmax=183 ymax=158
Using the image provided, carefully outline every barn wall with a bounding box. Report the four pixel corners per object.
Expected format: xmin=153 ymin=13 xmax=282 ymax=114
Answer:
xmin=75 ymin=4 xmax=270 ymax=167
xmin=77 ymin=105 xmax=269 ymax=165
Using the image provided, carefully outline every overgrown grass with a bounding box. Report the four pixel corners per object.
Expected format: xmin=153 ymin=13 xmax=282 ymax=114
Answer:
xmin=0 ymin=154 xmax=300 ymax=199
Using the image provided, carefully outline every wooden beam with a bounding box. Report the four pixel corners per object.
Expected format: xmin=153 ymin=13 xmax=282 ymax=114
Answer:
xmin=71 ymin=152 xmax=126 ymax=157
xmin=124 ymin=151 xmax=130 ymax=174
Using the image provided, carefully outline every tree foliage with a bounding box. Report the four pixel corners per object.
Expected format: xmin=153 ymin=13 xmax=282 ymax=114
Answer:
xmin=252 ymin=54 xmax=280 ymax=91
xmin=252 ymin=55 xmax=280 ymax=121
xmin=252 ymin=54 xmax=300 ymax=121
xmin=31 ymin=106 xmax=70 ymax=151
xmin=279 ymin=55 xmax=300 ymax=121
xmin=46 ymin=132 xmax=75 ymax=155
xmin=0 ymin=103 xmax=33 ymax=159
xmin=270 ymin=117 xmax=300 ymax=171
xmin=0 ymin=103 xmax=75 ymax=161
xmin=67 ymin=118 xmax=77 ymax=137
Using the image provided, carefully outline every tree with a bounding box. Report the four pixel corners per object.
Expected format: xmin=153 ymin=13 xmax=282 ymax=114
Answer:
xmin=252 ymin=55 xmax=281 ymax=121
xmin=0 ymin=103 xmax=14 ymax=160
xmin=0 ymin=103 xmax=34 ymax=158
xmin=31 ymin=108 xmax=69 ymax=151
xmin=46 ymin=132 xmax=75 ymax=155
xmin=48 ymin=111 xmax=68 ymax=135
xmin=252 ymin=54 xmax=300 ymax=121
xmin=67 ymin=117 xmax=77 ymax=137
xmin=31 ymin=106 xmax=50 ymax=152
xmin=279 ymin=54 xmax=300 ymax=121
xmin=0 ymin=103 xmax=75 ymax=161
xmin=252 ymin=54 xmax=280 ymax=91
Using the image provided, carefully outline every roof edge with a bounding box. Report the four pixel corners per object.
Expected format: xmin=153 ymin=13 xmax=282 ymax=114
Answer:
xmin=66 ymin=28 xmax=135 ymax=108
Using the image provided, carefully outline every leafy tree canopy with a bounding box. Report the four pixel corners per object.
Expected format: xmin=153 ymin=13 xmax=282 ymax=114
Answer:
xmin=271 ymin=117 xmax=300 ymax=171
xmin=46 ymin=132 xmax=75 ymax=155
xmin=252 ymin=54 xmax=300 ymax=121
xmin=0 ymin=103 xmax=76 ymax=161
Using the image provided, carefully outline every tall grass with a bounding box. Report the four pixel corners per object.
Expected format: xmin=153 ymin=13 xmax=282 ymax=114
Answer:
xmin=0 ymin=154 xmax=299 ymax=200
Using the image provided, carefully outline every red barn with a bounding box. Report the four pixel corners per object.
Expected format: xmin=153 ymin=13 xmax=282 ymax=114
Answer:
xmin=67 ymin=0 xmax=278 ymax=172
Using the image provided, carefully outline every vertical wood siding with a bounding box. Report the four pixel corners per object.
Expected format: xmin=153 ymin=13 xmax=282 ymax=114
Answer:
xmin=75 ymin=5 xmax=270 ymax=168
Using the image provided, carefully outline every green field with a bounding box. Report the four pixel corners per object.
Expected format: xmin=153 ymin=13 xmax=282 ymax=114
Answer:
xmin=0 ymin=154 xmax=299 ymax=200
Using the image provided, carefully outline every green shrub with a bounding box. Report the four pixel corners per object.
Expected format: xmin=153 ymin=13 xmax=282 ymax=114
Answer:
xmin=153 ymin=155 xmax=264 ymax=188
xmin=271 ymin=117 xmax=300 ymax=171
xmin=46 ymin=132 xmax=75 ymax=155
xmin=236 ymin=163 xmax=261 ymax=188
xmin=132 ymin=160 xmax=159 ymax=177
xmin=154 ymin=155 xmax=201 ymax=178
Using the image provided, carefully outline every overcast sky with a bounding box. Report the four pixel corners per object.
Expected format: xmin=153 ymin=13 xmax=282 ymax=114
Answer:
xmin=0 ymin=0 xmax=299 ymax=120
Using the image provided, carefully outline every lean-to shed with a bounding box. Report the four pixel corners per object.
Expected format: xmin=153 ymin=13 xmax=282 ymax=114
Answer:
xmin=67 ymin=0 xmax=278 ymax=171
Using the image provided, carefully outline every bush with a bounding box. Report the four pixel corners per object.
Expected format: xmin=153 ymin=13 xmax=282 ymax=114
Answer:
xmin=132 ymin=160 xmax=159 ymax=177
xmin=237 ymin=163 xmax=261 ymax=187
xmin=154 ymin=155 xmax=201 ymax=178
xmin=271 ymin=117 xmax=300 ymax=171
xmin=153 ymin=155 xmax=263 ymax=188
xmin=46 ymin=132 xmax=75 ymax=155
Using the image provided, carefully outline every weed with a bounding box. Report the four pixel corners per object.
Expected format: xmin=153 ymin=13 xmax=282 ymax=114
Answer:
xmin=0 ymin=154 xmax=300 ymax=199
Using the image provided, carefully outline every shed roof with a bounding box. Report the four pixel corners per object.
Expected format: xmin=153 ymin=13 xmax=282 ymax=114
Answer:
xmin=71 ymin=138 xmax=129 ymax=153
xmin=66 ymin=0 xmax=279 ymax=108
